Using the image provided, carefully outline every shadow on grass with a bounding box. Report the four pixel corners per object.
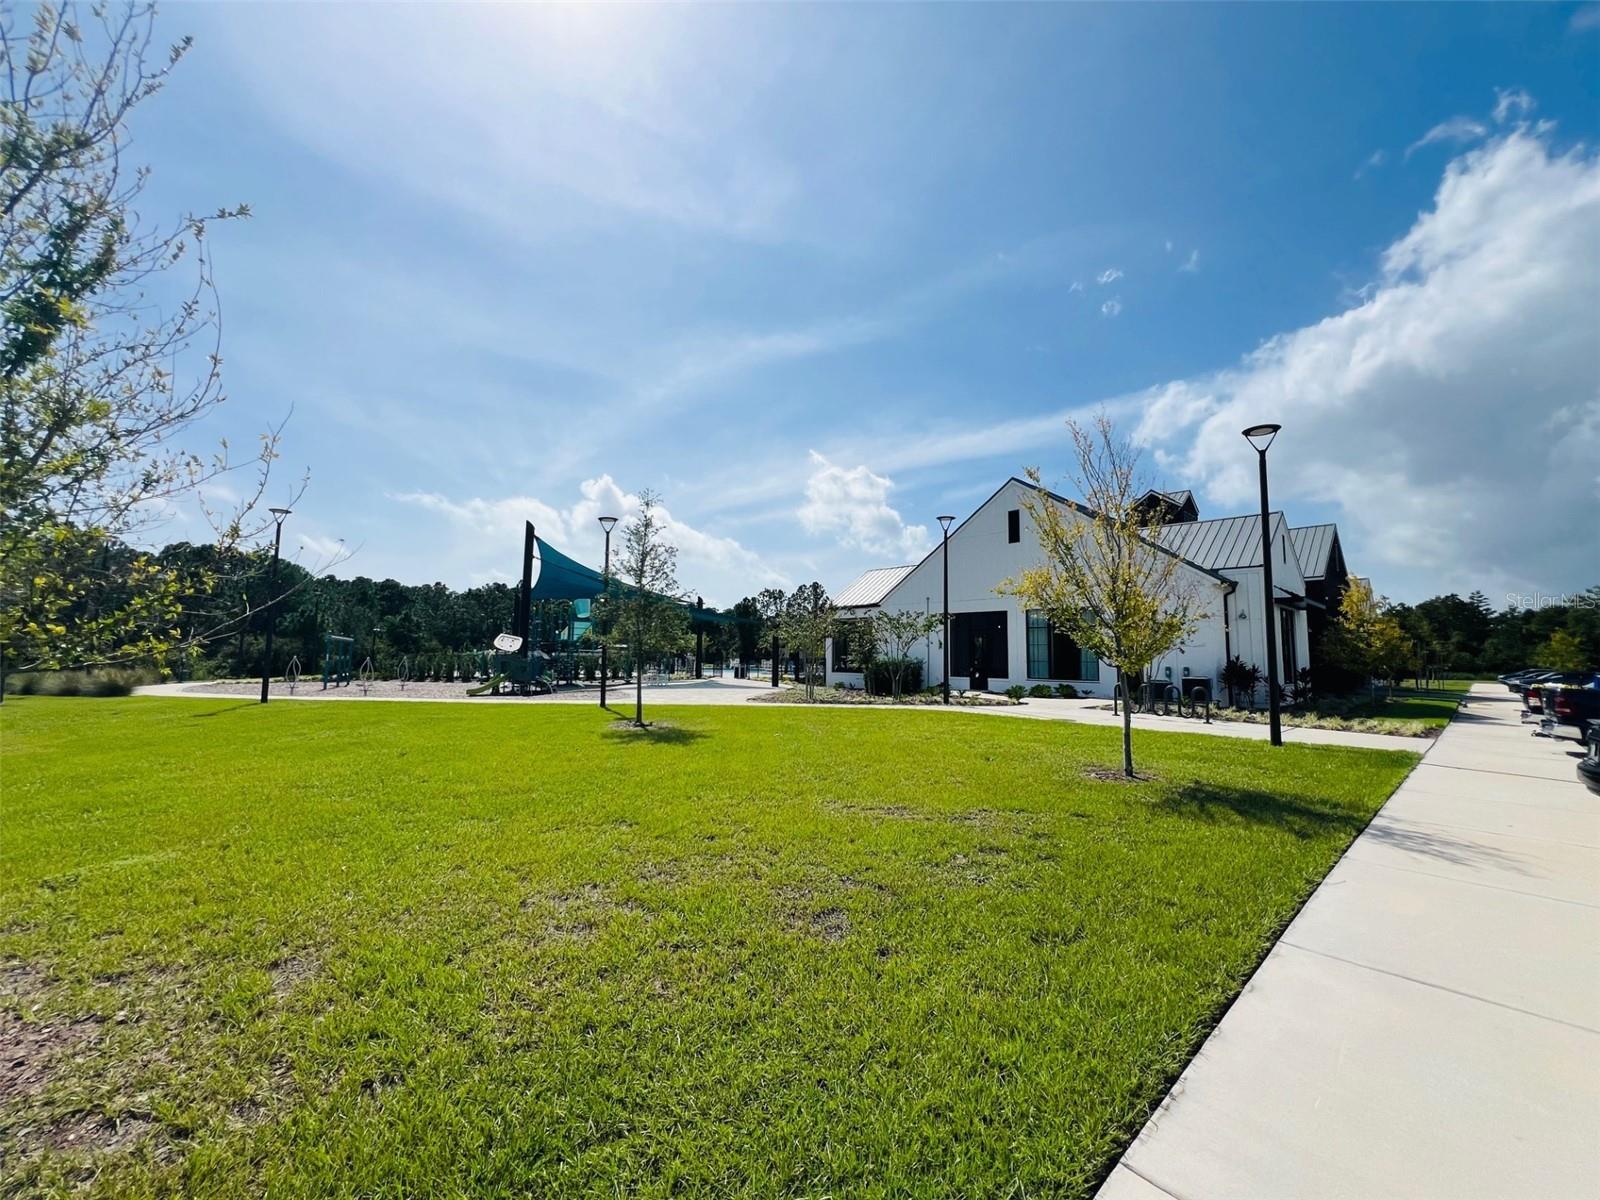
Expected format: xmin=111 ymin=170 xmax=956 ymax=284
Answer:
xmin=1156 ymin=783 xmax=1368 ymax=840
xmin=600 ymin=722 xmax=708 ymax=746
xmin=188 ymin=702 xmax=261 ymax=719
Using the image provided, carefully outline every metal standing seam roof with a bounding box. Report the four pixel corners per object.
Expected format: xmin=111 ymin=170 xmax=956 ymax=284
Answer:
xmin=1289 ymin=524 xmax=1338 ymax=581
xmin=833 ymin=564 xmax=916 ymax=609
xmin=1154 ymin=512 xmax=1289 ymax=571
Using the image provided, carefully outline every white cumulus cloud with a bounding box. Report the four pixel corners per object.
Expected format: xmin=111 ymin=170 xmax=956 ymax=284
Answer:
xmin=797 ymin=451 xmax=930 ymax=560
xmin=1100 ymin=297 xmax=1123 ymax=317
xmin=1097 ymin=267 xmax=1123 ymax=284
xmin=393 ymin=475 xmax=785 ymax=604
xmin=1134 ymin=127 xmax=1600 ymax=600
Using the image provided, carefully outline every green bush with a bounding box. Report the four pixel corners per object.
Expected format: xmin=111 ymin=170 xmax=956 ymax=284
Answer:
xmin=5 ymin=666 xmax=161 ymax=697
xmin=864 ymin=658 xmax=924 ymax=697
xmin=1055 ymin=683 xmax=1078 ymax=699
xmin=1005 ymin=684 xmax=1027 ymax=701
xmin=1027 ymin=684 xmax=1055 ymax=699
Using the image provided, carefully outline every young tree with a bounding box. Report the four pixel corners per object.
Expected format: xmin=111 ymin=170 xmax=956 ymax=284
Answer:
xmin=781 ymin=582 xmax=836 ymax=700
xmin=607 ymin=490 xmax=688 ymax=726
xmin=870 ymin=608 xmax=941 ymax=701
xmin=1001 ymin=416 xmax=1209 ymax=778
xmin=1327 ymin=578 xmax=1416 ymax=688
xmin=1534 ymin=629 xmax=1587 ymax=671
xmin=1 ymin=3 xmax=297 ymax=689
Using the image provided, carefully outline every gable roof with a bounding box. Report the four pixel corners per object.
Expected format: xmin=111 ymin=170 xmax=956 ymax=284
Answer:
xmin=1154 ymin=512 xmax=1291 ymax=571
xmin=1288 ymin=524 xmax=1340 ymax=581
xmin=834 ymin=565 xmax=915 ymax=609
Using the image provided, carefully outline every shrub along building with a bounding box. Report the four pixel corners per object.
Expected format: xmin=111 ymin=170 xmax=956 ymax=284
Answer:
xmin=825 ymin=479 xmax=1354 ymax=702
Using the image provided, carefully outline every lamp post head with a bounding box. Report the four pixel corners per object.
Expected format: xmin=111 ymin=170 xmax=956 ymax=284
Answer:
xmin=268 ymin=506 xmax=292 ymax=524
xmin=937 ymin=514 xmax=955 ymax=533
xmin=597 ymin=515 xmax=618 ymax=534
xmin=1241 ymin=423 xmax=1281 ymax=454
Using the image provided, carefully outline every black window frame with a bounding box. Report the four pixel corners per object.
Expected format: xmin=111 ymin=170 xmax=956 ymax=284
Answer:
xmin=1007 ymin=509 xmax=1021 ymax=544
xmin=832 ymin=619 xmax=866 ymax=672
xmin=1024 ymin=609 xmax=1100 ymax=681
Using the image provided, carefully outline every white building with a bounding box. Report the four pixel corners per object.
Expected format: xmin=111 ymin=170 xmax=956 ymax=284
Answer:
xmin=825 ymin=477 xmax=1322 ymax=702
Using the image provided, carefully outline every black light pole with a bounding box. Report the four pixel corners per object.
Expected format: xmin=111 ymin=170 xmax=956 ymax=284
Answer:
xmin=694 ymin=596 xmax=705 ymax=679
xmin=1243 ymin=424 xmax=1283 ymax=746
xmin=259 ymin=507 xmax=291 ymax=704
xmin=598 ymin=515 xmax=617 ymax=709
xmin=938 ymin=514 xmax=954 ymax=704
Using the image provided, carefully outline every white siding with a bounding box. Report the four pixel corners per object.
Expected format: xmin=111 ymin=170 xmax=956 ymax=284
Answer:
xmin=875 ymin=479 xmax=1231 ymax=696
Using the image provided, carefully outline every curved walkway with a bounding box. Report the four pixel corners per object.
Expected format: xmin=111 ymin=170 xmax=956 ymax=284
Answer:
xmin=1096 ymin=684 xmax=1600 ymax=1200
xmin=134 ymin=677 xmax=1427 ymax=752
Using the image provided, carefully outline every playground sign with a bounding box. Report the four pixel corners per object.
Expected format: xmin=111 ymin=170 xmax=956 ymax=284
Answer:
xmin=493 ymin=633 xmax=524 ymax=653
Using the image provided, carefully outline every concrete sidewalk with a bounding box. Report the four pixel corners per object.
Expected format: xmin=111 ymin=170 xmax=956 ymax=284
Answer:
xmin=1096 ymin=684 xmax=1600 ymax=1200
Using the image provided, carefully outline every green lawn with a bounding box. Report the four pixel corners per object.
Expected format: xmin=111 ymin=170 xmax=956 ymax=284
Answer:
xmin=1 ymin=697 xmax=1418 ymax=1199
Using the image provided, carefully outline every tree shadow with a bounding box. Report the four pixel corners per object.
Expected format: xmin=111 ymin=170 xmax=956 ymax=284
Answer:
xmin=1361 ymin=819 xmax=1535 ymax=875
xmin=1155 ymin=783 xmax=1368 ymax=840
xmin=600 ymin=722 xmax=708 ymax=746
xmin=188 ymin=702 xmax=261 ymax=719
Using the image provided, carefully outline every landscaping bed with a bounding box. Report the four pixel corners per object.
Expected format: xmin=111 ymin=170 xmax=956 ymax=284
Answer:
xmin=1 ymin=697 xmax=1416 ymax=1198
xmin=749 ymin=686 xmax=1019 ymax=707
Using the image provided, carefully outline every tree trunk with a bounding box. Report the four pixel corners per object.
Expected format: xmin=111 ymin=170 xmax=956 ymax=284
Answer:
xmin=635 ymin=615 xmax=645 ymax=725
xmin=1120 ymin=668 xmax=1134 ymax=777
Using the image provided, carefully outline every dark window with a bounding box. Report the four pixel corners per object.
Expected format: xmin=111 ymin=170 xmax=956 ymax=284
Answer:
xmin=832 ymin=620 xmax=866 ymax=672
xmin=1007 ymin=509 xmax=1020 ymax=543
xmin=950 ymin=611 xmax=1008 ymax=679
xmin=1025 ymin=610 xmax=1100 ymax=680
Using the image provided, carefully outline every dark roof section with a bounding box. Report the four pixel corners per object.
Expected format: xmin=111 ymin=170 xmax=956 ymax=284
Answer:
xmin=834 ymin=565 xmax=915 ymax=609
xmin=1154 ymin=512 xmax=1291 ymax=571
xmin=1288 ymin=524 xmax=1339 ymax=581
xmin=1012 ymin=478 xmax=1232 ymax=584
xmin=1133 ymin=488 xmax=1199 ymax=525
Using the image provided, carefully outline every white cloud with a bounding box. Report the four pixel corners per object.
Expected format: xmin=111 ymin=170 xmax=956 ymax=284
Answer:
xmin=1164 ymin=239 xmax=1174 ymax=253
xmin=1097 ymin=268 xmax=1123 ymax=285
xmin=1406 ymin=115 xmax=1488 ymax=159
xmin=1355 ymin=149 xmax=1387 ymax=179
xmin=1134 ymin=127 xmax=1600 ymax=599
xmin=392 ymin=475 xmax=785 ymax=604
xmin=1491 ymin=87 xmax=1535 ymax=125
xmin=1570 ymin=4 xmax=1600 ymax=33
xmin=1101 ymin=298 xmax=1123 ymax=317
xmin=1178 ymin=249 xmax=1200 ymax=273
xmin=1068 ymin=280 xmax=1084 ymax=293
xmin=797 ymin=451 xmax=930 ymax=561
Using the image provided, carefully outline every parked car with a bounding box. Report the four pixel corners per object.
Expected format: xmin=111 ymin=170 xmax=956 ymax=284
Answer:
xmin=1537 ymin=673 xmax=1600 ymax=744
xmin=1500 ymin=668 xmax=1548 ymax=688
xmin=1578 ymin=720 xmax=1600 ymax=797
xmin=1521 ymin=670 xmax=1592 ymax=716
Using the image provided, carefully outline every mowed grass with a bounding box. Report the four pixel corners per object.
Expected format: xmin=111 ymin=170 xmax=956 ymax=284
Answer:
xmin=0 ymin=697 xmax=1417 ymax=1199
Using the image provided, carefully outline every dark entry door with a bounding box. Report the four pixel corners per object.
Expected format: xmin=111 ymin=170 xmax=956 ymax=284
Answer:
xmin=969 ymin=633 xmax=989 ymax=690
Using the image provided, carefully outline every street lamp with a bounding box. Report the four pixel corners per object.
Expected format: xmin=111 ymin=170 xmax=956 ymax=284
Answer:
xmin=598 ymin=515 xmax=617 ymax=709
xmin=1242 ymin=424 xmax=1283 ymax=746
xmin=938 ymin=514 xmax=955 ymax=705
xmin=259 ymin=507 xmax=292 ymax=704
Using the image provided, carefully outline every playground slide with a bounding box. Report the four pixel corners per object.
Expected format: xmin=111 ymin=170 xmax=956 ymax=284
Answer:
xmin=467 ymin=675 xmax=506 ymax=697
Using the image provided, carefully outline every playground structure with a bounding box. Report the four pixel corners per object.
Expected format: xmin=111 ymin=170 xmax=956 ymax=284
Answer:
xmin=477 ymin=521 xmax=741 ymax=696
xmin=321 ymin=634 xmax=354 ymax=689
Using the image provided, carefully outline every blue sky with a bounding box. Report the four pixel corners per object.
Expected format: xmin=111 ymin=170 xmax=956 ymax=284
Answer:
xmin=135 ymin=2 xmax=1599 ymax=606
